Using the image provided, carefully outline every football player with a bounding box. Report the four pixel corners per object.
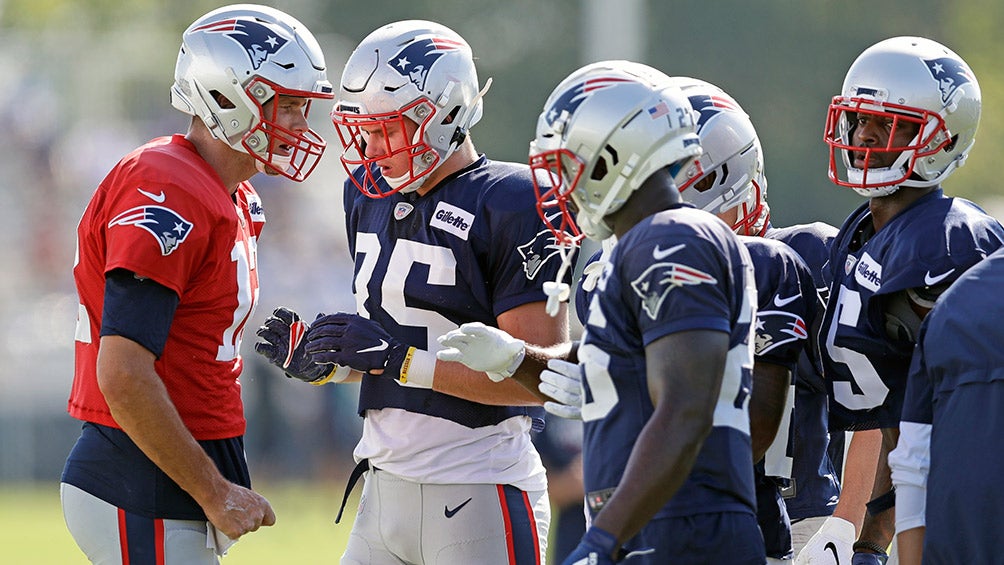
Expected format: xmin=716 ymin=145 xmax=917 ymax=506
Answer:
xmin=889 ymin=246 xmax=1004 ymax=563
xmin=818 ymin=36 xmax=1004 ymax=564
xmin=670 ymin=77 xmax=886 ymax=565
xmin=443 ymin=60 xmax=766 ymax=564
xmin=254 ymin=20 xmax=572 ymax=565
xmin=60 ymin=5 xmax=334 ymax=563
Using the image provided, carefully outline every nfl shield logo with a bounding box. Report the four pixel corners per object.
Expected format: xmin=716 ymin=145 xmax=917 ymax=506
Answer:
xmin=394 ymin=202 xmax=414 ymax=220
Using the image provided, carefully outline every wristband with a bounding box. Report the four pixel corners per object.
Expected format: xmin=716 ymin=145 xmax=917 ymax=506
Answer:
xmin=398 ymin=347 xmax=436 ymax=389
xmin=309 ymin=364 xmax=351 ymax=386
xmin=852 ymin=540 xmax=888 ymax=554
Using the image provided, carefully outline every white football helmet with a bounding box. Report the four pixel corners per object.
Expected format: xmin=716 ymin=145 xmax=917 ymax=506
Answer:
xmin=824 ymin=36 xmax=981 ymax=197
xmin=331 ymin=20 xmax=490 ymax=197
xmin=170 ymin=4 xmax=334 ymax=182
xmin=529 ymin=60 xmax=702 ymax=243
xmin=668 ymin=77 xmax=770 ymax=236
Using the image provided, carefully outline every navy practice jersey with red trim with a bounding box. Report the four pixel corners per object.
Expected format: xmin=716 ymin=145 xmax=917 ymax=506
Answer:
xmin=578 ymin=205 xmax=758 ymax=520
xmin=344 ymin=156 xmax=568 ymax=427
xmin=900 ymin=246 xmax=1004 ymax=561
xmin=820 ymin=190 xmax=1004 ymax=430
xmin=765 ymin=222 xmax=842 ymax=520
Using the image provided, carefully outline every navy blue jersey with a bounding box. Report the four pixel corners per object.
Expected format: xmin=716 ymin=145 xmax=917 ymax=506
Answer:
xmin=579 ymin=206 xmax=758 ymax=521
xmin=820 ymin=190 xmax=1004 ymax=430
xmin=741 ymin=235 xmax=814 ymax=560
xmin=900 ymin=247 xmax=1004 ymax=562
xmin=766 ymin=222 xmax=842 ymax=520
xmin=344 ymin=156 xmax=565 ymax=427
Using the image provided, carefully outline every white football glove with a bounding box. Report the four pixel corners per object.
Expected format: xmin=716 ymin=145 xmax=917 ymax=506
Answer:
xmin=538 ymin=358 xmax=583 ymax=420
xmin=794 ymin=516 xmax=855 ymax=565
xmin=436 ymin=322 xmax=525 ymax=382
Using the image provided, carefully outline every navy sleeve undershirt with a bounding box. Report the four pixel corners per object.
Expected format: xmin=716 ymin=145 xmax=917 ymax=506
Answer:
xmin=100 ymin=269 xmax=179 ymax=358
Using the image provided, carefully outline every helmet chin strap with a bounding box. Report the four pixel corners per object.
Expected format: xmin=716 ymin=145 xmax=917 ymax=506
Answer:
xmin=256 ymin=151 xmax=293 ymax=176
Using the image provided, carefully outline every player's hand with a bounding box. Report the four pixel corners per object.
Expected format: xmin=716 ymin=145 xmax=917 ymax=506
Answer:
xmin=203 ymin=483 xmax=275 ymax=541
xmin=794 ymin=516 xmax=856 ymax=564
xmin=436 ymin=322 xmax=525 ymax=382
xmin=563 ymin=526 xmax=621 ymax=565
xmin=304 ymin=313 xmax=410 ymax=377
xmin=539 ymin=358 xmax=582 ymax=420
xmin=254 ymin=307 xmax=341 ymax=384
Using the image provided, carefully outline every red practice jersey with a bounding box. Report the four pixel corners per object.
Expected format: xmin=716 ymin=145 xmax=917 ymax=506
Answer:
xmin=69 ymin=135 xmax=264 ymax=439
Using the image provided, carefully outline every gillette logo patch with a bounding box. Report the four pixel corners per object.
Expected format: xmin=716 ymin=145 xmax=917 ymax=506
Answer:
xmin=430 ymin=202 xmax=474 ymax=240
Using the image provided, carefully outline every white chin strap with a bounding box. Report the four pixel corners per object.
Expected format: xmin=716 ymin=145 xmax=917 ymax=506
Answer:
xmin=256 ymin=152 xmax=292 ymax=176
xmin=846 ymin=167 xmax=904 ymax=197
xmin=543 ymin=239 xmax=580 ymax=317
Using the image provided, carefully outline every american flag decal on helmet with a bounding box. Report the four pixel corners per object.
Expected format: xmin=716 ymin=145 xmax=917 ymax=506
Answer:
xmin=194 ymin=18 xmax=288 ymax=70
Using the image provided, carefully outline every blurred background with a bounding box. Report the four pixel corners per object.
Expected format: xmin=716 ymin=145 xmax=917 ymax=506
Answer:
xmin=2 ymin=0 xmax=1003 ymax=490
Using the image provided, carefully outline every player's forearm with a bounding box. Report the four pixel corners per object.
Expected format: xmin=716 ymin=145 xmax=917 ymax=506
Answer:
xmin=857 ymin=428 xmax=898 ymax=550
xmin=592 ymin=405 xmax=709 ymax=544
xmin=433 ymin=357 xmax=543 ymax=405
xmin=97 ymin=336 xmax=230 ymax=510
xmin=749 ymin=362 xmax=790 ymax=461
xmin=833 ymin=428 xmax=882 ymax=531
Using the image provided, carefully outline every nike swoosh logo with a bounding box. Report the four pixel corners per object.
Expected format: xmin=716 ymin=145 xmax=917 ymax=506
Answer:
xmin=137 ymin=187 xmax=166 ymax=203
xmin=444 ymin=497 xmax=473 ymax=518
xmin=357 ymin=339 xmax=389 ymax=354
xmin=653 ymin=243 xmax=686 ymax=260
xmin=773 ymin=293 xmax=800 ymax=307
xmin=824 ymin=541 xmax=839 ymax=563
xmin=924 ymin=268 xmax=955 ymax=286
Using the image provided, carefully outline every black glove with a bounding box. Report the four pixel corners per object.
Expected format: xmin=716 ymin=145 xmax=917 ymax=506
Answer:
xmin=254 ymin=307 xmax=332 ymax=383
xmin=304 ymin=313 xmax=411 ymax=378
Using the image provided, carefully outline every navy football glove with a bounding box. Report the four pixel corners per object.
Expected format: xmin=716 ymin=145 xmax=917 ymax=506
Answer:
xmin=254 ymin=307 xmax=334 ymax=383
xmin=851 ymin=552 xmax=888 ymax=565
xmin=304 ymin=313 xmax=411 ymax=378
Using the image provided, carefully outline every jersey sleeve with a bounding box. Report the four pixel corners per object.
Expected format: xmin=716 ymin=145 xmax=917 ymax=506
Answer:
xmin=481 ymin=174 xmax=576 ymax=316
xmin=101 ymin=169 xmax=214 ymax=296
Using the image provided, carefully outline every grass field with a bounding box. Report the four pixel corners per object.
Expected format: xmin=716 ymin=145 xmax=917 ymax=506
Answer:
xmin=0 ymin=481 xmax=356 ymax=563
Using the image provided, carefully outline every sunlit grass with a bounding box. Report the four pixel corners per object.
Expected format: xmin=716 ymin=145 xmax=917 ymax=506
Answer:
xmin=0 ymin=481 xmax=355 ymax=564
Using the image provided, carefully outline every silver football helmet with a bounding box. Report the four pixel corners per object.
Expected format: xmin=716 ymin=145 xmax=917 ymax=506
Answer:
xmin=331 ymin=20 xmax=490 ymax=197
xmin=824 ymin=36 xmax=981 ymax=197
xmin=669 ymin=77 xmax=770 ymax=236
xmin=529 ymin=60 xmax=702 ymax=243
xmin=170 ymin=4 xmax=334 ymax=182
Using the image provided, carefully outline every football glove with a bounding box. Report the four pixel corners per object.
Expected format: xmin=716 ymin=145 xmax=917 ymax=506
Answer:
xmin=304 ymin=313 xmax=410 ymax=378
xmin=255 ymin=307 xmax=343 ymax=384
xmin=851 ymin=552 xmax=888 ymax=565
xmin=538 ymin=358 xmax=583 ymax=420
xmin=794 ymin=516 xmax=855 ymax=565
xmin=436 ymin=322 xmax=525 ymax=382
xmin=563 ymin=526 xmax=653 ymax=565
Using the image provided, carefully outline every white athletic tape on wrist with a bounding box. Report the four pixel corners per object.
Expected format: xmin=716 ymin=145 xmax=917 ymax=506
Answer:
xmin=398 ymin=347 xmax=436 ymax=389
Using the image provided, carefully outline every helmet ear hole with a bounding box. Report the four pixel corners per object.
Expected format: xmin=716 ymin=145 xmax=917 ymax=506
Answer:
xmin=591 ymin=156 xmax=609 ymax=181
xmin=211 ymin=91 xmax=236 ymax=109
xmin=441 ymin=105 xmax=460 ymax=125
xmin=944 ymin=134 xmax=958 ymax=152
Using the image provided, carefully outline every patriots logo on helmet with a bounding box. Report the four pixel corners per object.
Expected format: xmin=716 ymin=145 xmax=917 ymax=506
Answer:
xmin=688 ymin=93 xmax=741 ymax=132
xmin=517 ymin=228 xmax=566 ymax=280
xmin=924 ymin=57 xmax=975 ymax=104
xmin=544 ymin=76 xmax=634 ymax=126
xmin=389 ymin=36 xmax=465 ymax=91
xmin=194 ymin=18 xmax=288 ymax=70
xmin=754 ymin=311 xmax=808 ymax=355
xmin=630 ymin=261 xmax=717 ymax=320
xmin=108 ymin=206 xmax=194 ymax=256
